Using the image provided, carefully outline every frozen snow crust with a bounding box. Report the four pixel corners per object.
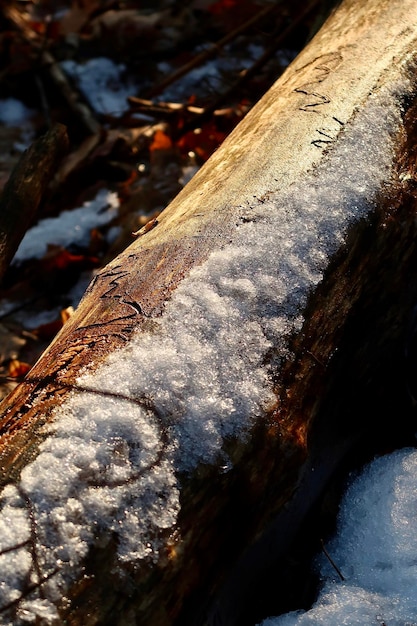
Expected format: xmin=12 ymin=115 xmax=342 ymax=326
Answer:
xmin=0 ymin=77 xmax=412 ymax=623
xmin=260 ymin=448 xmax=417 ymax=626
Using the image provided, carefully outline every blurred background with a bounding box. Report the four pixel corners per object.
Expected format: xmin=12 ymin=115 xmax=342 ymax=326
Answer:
xmin=0 ymin=0 xmax=338 ymax=396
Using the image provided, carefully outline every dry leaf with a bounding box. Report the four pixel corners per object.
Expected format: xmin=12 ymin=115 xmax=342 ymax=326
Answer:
xmin=8 ymin=358 xmax=31 ymax=378
xmin=150 ymin=129 xmax=173 ymax=152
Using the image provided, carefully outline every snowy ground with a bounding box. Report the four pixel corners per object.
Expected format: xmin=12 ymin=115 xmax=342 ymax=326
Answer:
xmin=260 ymin=447 xmax=417 ymax=626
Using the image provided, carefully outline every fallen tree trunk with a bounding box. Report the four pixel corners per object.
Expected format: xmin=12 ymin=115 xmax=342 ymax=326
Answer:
xmin=1 ymin=0 xmax=417 ymax=624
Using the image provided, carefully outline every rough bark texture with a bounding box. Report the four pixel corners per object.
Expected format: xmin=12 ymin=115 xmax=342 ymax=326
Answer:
xmin=1 ymin=1 xmax=417 ymax=625
xmin=0 ymin=124 xmax=69 ymax=281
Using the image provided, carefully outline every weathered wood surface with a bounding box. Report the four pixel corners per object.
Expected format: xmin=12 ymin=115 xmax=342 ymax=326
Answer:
xmin=1 ymin=1 xmax=417 ymax=624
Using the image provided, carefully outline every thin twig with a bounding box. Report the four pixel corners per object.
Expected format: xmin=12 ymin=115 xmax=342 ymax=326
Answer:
xmin=144 ymin=2 xmax=280 ymax=98
xmin=128 ymin=96 xmax=205 ymax=116
xmin=306 ymin=350 xmax=326 ymax=368
xmin=173 ymin=0 xmax=321 ymax=138
xmin=321 ymin=539 xmax=345 ymax=581
xmin=19 ymin=488 xmax=45 ymax=600
xmin=0 ymin=539 xmax=30 ymax=556
xmin=0 ymin=567 xmax=60 ymax=615
xmin=128 ymin=95 xmax=237 ymax=121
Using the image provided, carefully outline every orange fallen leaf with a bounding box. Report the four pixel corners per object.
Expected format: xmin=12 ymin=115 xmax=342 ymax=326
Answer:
xmin=177 ymin=121 xmax=227 ymax=161
xmin=150 ymin=129 xmax=173 ymax=152
xmin=8 ymin=359 xmax=31 ymax=379
xmin=33 ymin=307 xmax=74 ymax=341
xmin=41 ymin=246 xmax=98 ymax=273
xmin=61 ymin=306 xmax=74 ymax=324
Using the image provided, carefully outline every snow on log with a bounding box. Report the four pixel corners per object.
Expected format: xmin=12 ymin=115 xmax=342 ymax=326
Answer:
xmin=1 ymin=0 xmax=417 ymax=624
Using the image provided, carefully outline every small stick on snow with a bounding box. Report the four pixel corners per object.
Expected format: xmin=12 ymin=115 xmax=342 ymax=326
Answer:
xmin=320 ymin=539 xmax=345 ymax=581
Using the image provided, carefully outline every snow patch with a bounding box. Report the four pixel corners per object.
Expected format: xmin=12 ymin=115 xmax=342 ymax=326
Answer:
xmin=260 ymin=448 xmax=417 ymax=626
xmin=0 ymin=98 xmax=35 ymax=127
xmin=14 ymin=188 xmax=119 ymax=262
xmin=0 ymin=76 xmax=410 ymax=623
xmin=158 ymin=43 xmax=295 ymax=103
xmin=0 ymin=98 xmax=36 ymax=151
xmin=61 ymin=57 xmax=135 ymax=116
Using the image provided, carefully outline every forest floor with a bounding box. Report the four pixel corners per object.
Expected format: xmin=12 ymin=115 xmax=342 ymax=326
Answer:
xmin=0 ymin=0 xmax=336 ymax=398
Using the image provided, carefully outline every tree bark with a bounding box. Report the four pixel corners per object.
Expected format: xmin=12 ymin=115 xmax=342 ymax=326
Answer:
xmin=0 ymin=124 xmax=69 ymax=281
xmin=1 ymin=1 xmax=417 ymax=625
